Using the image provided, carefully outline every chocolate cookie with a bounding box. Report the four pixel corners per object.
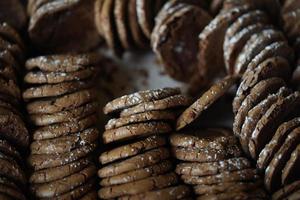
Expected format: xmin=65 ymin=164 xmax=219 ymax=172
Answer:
xmin=26 ymin=88 xmax=96 ymax=114
xmin=0 ymin=183 xmax=26 ymax=200
xmin=0 ymin=0 xmax=27 ymax=30
xmin=100 ymin=135 xmax=166 ymax=164
xmin=103 ymin=121 xmax=172 ymax=144
xmin=100 ymin=160 xmax=172 ymax=186
xmin=176 ymin=76 xmax=237 ymax=130
xmin=249 ymin=92 xmax=300 ymax=159
xmin=33 ymin=114 xmax=98 ymax=140
xmin=119 ymin=185 xmax=191 ymax=200
xmin=30 ymin=157 xmax=92 ymax=184
xmin=257 ymin=118 xmax=300 ymax=171
xmin=120 ymin=95 xmax=191 ymax=117
xmin=265 ymin=126 xmax=300 ymax=191
xmin=28 ymin=0 xmax=100 ymax=52
xmin=0 ymin=23 xmax=25 ymax=50
xmin=30 ymin=127 xmax=99 ymax=154
xmin=136 ymin=0 xmax=154 ymax=39
xmin=282 ymin=144 xmax=300 ymax=185
xmin=151 ymin=4 xmax=211 ymax=82
xmin=282 ymin=9 xmax=300 ymax=40
xmin=0 ymin=37 xmax=23 ymax=65
xmin=272 ymin=180 xmax=300 ymax=200
xmin=240 ymin=87 xmax=291 ymax=154
xmin=233 ymin=77 xmax=286 ymax=135
xmin=98 ymin=147 xmax=170 ymax=178
xmin=31 ymin=165 xmax=96 ymax=198
xmin=105 ymin=110 xmax=177 ymax=130
xmin=103 ymin=87 xmax=181 ymax=114
xmin=176 ymin=157 xmax=251 ymax=176
xmin=98 ymin=172 xmax=178 ymax=199
xmin=181 ymin=169 xmax=259 ymax=185
xmin=0 ymin=140 xmax=21 ymax=164
xmin=29 ymin=101 xmax=98 ymax=126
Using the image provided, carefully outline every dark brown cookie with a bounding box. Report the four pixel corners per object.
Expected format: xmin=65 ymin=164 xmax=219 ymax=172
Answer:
xmin=176 ymin=157 xmax=251 ymax=176
xmin=265 ymin=126 xmax=300 ymax=191
xmin=240 ymin=87 xmax=291 ymax=155
xmin=0 ymin=107 xmax=29 ymax=148
xmin=151 ymin=4 xmax=211 ymax=82
xmin=249 ymin=92 xmax=300 ymax=159
xmin=197 ymin=6 xmax=250 ymax=83
xmin=103 ymin=87 xmax=180 ymax=114
xmin=28 ymin=0 xmax=100 ymax=53
xmin=33 ymin=114 xmax=98 ymax=140
xmin=0 ymin=78 xmax=20 ymax=101
xmin=181 ymin=169 xmax=259 ymax=185
xmin=120 ymin=95 xmax=191 ymax=117
xmin=30 ymin=127 xmax=99 ymax=154
xmin=98 ymin=147 xmax=170 ymax=178
xmin=0 ymin=37 xmax=23 ymax=64
xmin=119 ymin=185 xmax=191 ymax=200
xmin=176 ymin=76 xmax=237 ymax=130
xmin=29 ymin=101 xmax=98 ymax=126
xmin=26 ymin=89 xmax=96 ymax=114
xmin=233 ymin=77 xmax=286 ymax=136
xmin=0 ymin=183 xmax=26 ymax=200
xmin=98 ymin=172 xmax=178 ymax=199
xmin=0 ymin=23 xmax=25 ymax=50
xmin=28 ymin=142 xmax=97 ymax=170
xmin=31 ymin=165 xmax=96 ymax=198
xmin=282 ymin=9 xmax=300 ymax=41
xmin=272 ymin=180 xmax=300 ymax=200
xmin=0 ymin=0 xmax=27 ymax=30
xmin=282 ymin=0 xmax=300 ymax=14
xmin=103 ymin=121 xmax=172 ymax=144
xmin=100 ymin=160 xmax=172 ymax=186
xmin=172 ymin=145 xmax=242 ymax=162
xmin=105 ymin=110 xmax=177 ymax=130
xmin=0 ymin=49 xmax=21 ymax=74
xmin=100 ymin=135 xmax=166 ymax=164
xmin=30 ymin=157 xmax=92 ymax=184
xmin=257 ymin=118 xmax=300 ymax=171
xmin=0 ymin=140 xmax=21 ymax=164
xmin=81 ymin=190 xmax=97 ymax=200
xmin=282 ymin=144 xmax=300 ymax=185
xmin=25 ymin=53 xmax=102 ymax=72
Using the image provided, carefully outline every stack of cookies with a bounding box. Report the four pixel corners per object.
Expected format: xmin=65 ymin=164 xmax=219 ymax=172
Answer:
xmin=98 ymin=88 xmax=192 ymax=199
xmin=272 ymin=180 xmax=300 ymax=200
xmin=94 ymin=0 xmax=166 ymax=56
xmin=170 ymin=128 xmax=268 ymax=199
xmin=151 ymin=0 xmax=212 ymax=84
xmin=0 ymin=23 xmax=28 ymax=200
xmin=23 ymin=53 xmax=102 ymax=199
xmin=27 ymin=0 xmax=100 ymax=53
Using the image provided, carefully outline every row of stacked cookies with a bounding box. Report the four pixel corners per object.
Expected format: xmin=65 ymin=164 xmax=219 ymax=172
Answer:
xmin=94 ymin=0 xmax=166 ymax=56
xmin=207 ymin=2 xmax=300 ymax=198
xmin=98 ymin=88 xmax=192 ymax=199
xmin=23 ymin=53 xmax=102 ymax=199
xmin=0 ymin=22 xmax=28 ymax=200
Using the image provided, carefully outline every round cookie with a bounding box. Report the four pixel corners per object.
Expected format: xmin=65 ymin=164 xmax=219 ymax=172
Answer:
xmin=98 ymin=172 xmax=178 ymax=199
xmin=31 ymin=165 xmax=96 ymax=198
xmin=30 ymin=157 xmax=92 ymax=184
xmin=181 ymin=169 xmax=259 ymax=185
xmin=176 ymin=76 xmax=237 ymax=130
xmin=233 ymin=77 xmax=286 ymax=136
xmin=102 ymin=121 xmax=172 ymax=144
xmin=98 ymin=147 xmax=170 ymax=178
xmin=25 ymin=53 xmax=102 ymax=72
xmin=30 ymin=127 xmax=99 ymax=154
xmin=29 ymin=101 xmax=98 ymax=126
xmin=264 ymin=126 xmax=300 ymax=191
xmin=32 ymin=114 xmax=98 ymax=140
xmin=103 ymin=87 xmax=180 ymax=114
xmin=100 ymin=160 xmax=172 ymax=186
xmin=105 ymin=110 xmax=177 ymax=130
xmin=257 ymin=117 xmax=300 ymax=171
xmin=120 ymin=95 xmax=191 ymax=117
xmin=249 ymin=92 xmax=300 ymax=159
xmin=239 ymin=87 xmax=291 ymax=154
xmin=175 ymin=157 xmax=251 ymax=176
xmin=26 ymin=89 xmax=96 ymax=114
xmin=28 ymin=143 xmax=97 ymax=170
xmin=119 ymin=185 xmax=191 ymax=200
xmin=272 ymin=180 xmax=300 ymax=200
xmin=282 ymin=144 xmax=300 ymax=185
xmin=99 ymin=135 xmax=166 ymax=164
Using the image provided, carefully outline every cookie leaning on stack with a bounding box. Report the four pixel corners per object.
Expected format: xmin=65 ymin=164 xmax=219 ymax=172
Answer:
xmin=24 ymin=53 xmax=102 ymax=199
xmin=0 ymin=22 xmax=28 ymax=200
xmin=98 ymin=88 xmax=192 ymax=199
